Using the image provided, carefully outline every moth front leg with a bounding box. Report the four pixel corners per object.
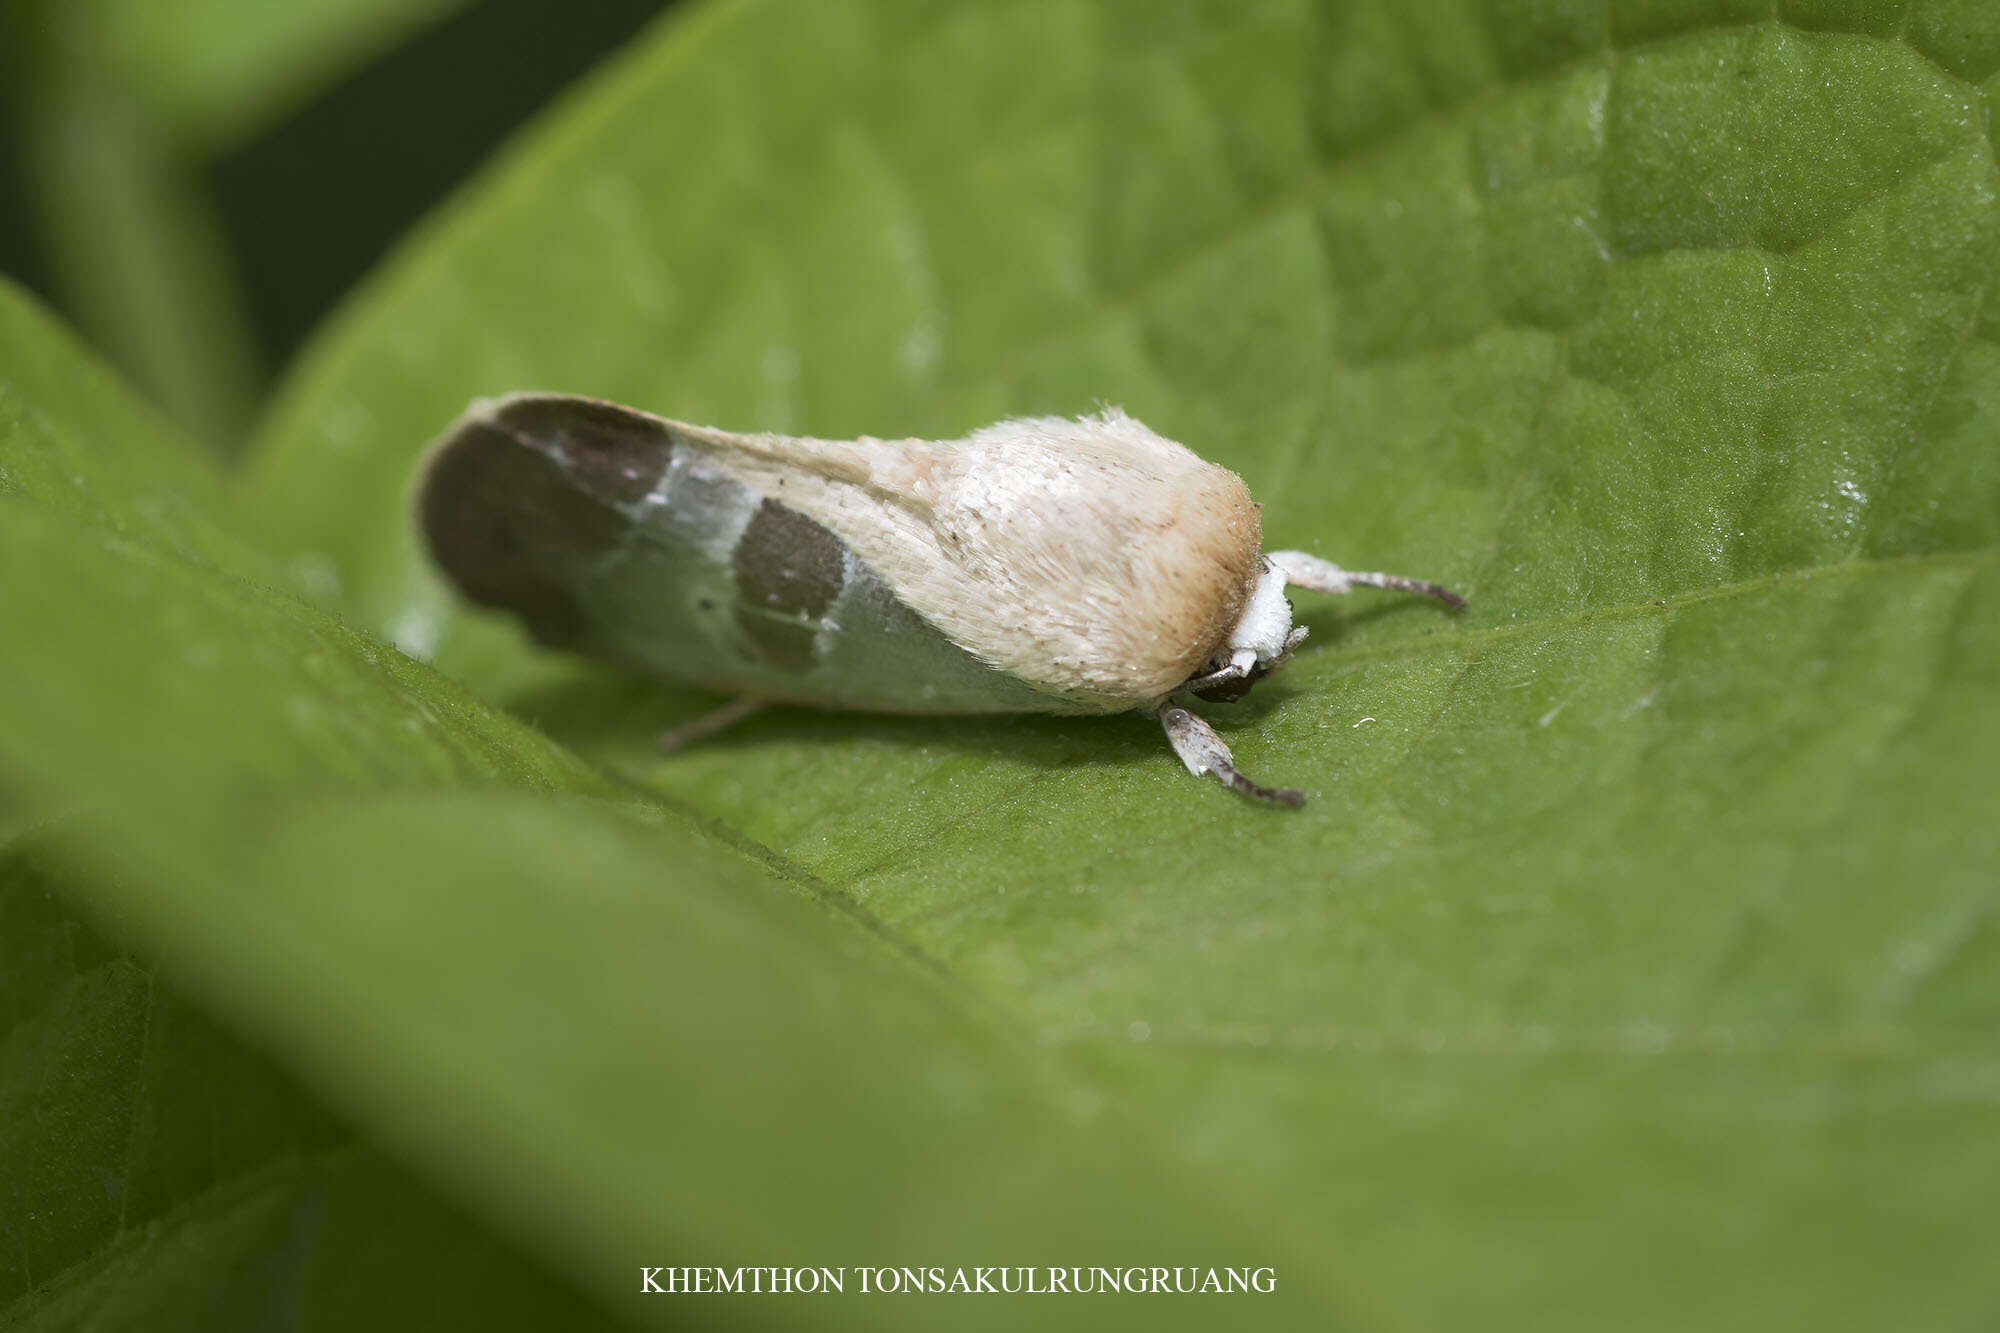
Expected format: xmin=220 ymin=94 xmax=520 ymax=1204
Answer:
xmin=1158 ymin=705 xmax=1305 ymax=808
xmin=1266 ymin=550 xmax=1465 ymax=612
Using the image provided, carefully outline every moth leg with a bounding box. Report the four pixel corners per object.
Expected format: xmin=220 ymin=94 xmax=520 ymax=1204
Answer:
xmin=657 ymin=695 xmax=765 ymax=753
xmin=1158 ymin=706 xmax=1305 ymax=808
xmin=1179 ymin=626 xmax=1309 ymax=698
xmin=1266 ymin=550 xmax=1465 ymax=612
xmin=1181 ymin=660 xmax=1252 ymax=694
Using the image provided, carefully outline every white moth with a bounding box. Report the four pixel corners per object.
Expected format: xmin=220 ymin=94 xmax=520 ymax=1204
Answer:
xmin=417 ymin=395 xmax=1462 ymax=806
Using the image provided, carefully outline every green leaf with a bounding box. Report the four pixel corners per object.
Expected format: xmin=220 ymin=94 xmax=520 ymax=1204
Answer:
xmin=0 ymin=277 xmax=606 ymax=807
xmin=0 ymin=282 xmax=263 ymax=577
xmin=0 ymin=280 xmax=1327 ymax=1329
xmin=240 ymin=2 xmax=2000 ymax=1328
xmin=0 ymin=832 xmax=611 ymax=1330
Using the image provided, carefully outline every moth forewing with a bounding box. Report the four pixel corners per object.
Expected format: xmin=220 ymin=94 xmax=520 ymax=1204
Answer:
xmin=415 ymin=394 xmax=1465 ymax=805
xmin=416 ymin=394 xmax=1067 ymax=714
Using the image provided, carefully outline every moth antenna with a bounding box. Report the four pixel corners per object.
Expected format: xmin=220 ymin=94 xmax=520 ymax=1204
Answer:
xmin=658 ymin=696 xmax=766 ymax=753
xmin=1266 ymin=550 xmax=1466 ymax=613
xmin=1159 ymin=706 xmax=1305 ymax=808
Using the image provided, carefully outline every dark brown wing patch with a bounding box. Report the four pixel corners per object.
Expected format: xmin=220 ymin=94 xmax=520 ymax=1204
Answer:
xmin=732 ymin=499 xmax=847 ymax=671
xmin=417 ymin=398 xmax=674 ymax=647
xmin=489 ymin=395 xmax=672 ymax=503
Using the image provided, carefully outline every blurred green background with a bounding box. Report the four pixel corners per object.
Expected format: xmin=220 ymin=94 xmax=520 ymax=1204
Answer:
xmin=0 ymin=0 xmax=672 ymax=449
xmin=3 ymin=2 xmax=1998 ymax=1331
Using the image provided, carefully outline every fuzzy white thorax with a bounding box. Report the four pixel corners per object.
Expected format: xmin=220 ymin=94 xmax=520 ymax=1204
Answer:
xmin=1226 ymin=562 xmax=1294 ymax=672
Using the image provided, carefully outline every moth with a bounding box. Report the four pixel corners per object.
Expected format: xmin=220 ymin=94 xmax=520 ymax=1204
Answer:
xmin=417 ymin=395 xmax=1462 ymax=806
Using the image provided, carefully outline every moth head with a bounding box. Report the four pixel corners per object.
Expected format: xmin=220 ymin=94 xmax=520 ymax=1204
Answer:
xmin=1184 ymin=560 xmax=1307 ymax=703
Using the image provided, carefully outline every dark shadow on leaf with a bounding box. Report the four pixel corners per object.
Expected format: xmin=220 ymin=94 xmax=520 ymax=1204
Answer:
xmin=497 ymin=592 xmax=1462 ymax=782
xmin=501 ymin=663 xmax=1168 ymax=780
xmin=1294 ymin=593 xmax=1456 ymax=652
xmin=500 ymin=661 xmax=707 ymax=748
